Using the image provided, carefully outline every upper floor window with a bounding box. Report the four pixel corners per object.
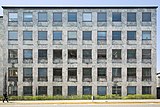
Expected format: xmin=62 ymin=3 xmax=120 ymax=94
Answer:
xmin=23 ymin=12 xmax=33 ymax=22
xmin=97 ymin=49 xmax=106 ymax=59
xmin=112 ymin=31 xmax=121 ymax=40
xmin=9 ymin=12 xmax=18 ymax=22
xmin=83 ymin=31 xmax=92 ymax=40
xmin=53 ymin=12 xmax=62 ymax=22
xmin=127 ymin=49 xmax=136 ymax=59
xmin=97 ymin=12 xmax=107 ymax=22
xmin=8 ymin=31 xmax=18 ymax=41
xmin=127 ymin=31 xmax=136 ymax=40
xmin=23 ymin=68 xmax=32 ymax=82
xmin=23 ymin=49 xmax=32 ymax=59
xmin=68 ymin=31 xmax=77 ymax=40
xmin=112 ymin=49 xmax=121 ymax=59
xmin=38 ymin=49 xmax=47 ymax=59
xmin=142 ymin=12 xmax=151 ymax=22
xmin=127 ymin=12 xmax=136 ymax=22
xmin=53 ymin=31 xmax=62 ymax=40
xmin=23 ymin=31 xmax=32 ymax=40
xmin=68 ymin=12 xmax=77 ymax=22
xmin=142 ymin=31 xmax=151 ymax=40
xmin=83 ymin=13 xmax=92 ymax=22
xmin=38 ymin=12 xmax=47 ymax=22
xmin=8 ymin=49 xmax=18 ymax=63
xmin=38 ymin=68 xmax=48 ymax=82
xmin=83 ymin=49 xmax=92 ymax=59
xmin=97 ymin=31 xmax=106 ymax=40
xmin=112 ymin=12 xmax=121 ymax=22
xmin=112 ymin=68 xmax=121 ymax=80
xmin=142 ymin=49 xmax=151 ymax=59
xmin=38 ymin=31 xmax=47 ymax=40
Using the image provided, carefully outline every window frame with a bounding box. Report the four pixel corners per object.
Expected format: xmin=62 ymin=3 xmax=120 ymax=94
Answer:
xmin=68 ymin=12 xmax=77 ymax=22
xmin=8 ymin=12 xmax=18 ymax=22
xmin=97 ymin=12 xmax=107 ymax=22
xmin=127 ymin=12 xmax=136 ymax=22
xmin=8 ymin=31 xmax=18 ymax=41
xmin=83 ymin=12 xmax=92 ymax=22
xmin=83 ymin=31 xmax=92 ymax=40
xmin=127 ymin=31 xmax=136 ymax=40
xmin=23 ymin=31 xmax=33 ymax=41
xmin=142 ymin=12 xmax=151 ymax=22
xmin=38 ymin=12 xmax=48 ymax=22
xmin=38 ymin=31 xmax=48 ymax=40
xmin=97 ymin=31 xmax=107 ymax=40
xmin=53 ymin=12 xmax=62 ymax=22
xmin=142 ymin=31 xmax=151 ymax=40
xmin=23 ymin=12 xmax=33 ymax=22
xmin=112 ymin=12 xmax=121 ymax=22
xmin=68 ymin=31 xmax=77 ymax=40
xmin=112 ymin=31 xmax=121 ymax=40
xmin=53 ymin=31 xmax=62 ymax=40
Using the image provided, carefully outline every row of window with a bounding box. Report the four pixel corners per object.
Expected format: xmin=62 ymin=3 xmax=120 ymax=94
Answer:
xmin=9 ymin=85 xmax=151 ymax=96
xmin=8 ymin=49 xmax=152 ymax=64
xmin=8 ymin=30 xmax=151 ymax=41
xmin=8 ymin=67 xmax=152 ymax=83
xmin=8 ymin=12 xmax=152 ymax=22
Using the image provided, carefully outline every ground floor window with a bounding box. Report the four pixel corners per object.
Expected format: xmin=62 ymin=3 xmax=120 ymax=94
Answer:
xmin=23 ymin=86 xmax=32 ymax=96
xmin=127 ymin=86 xmax=136 ymax=95
xmin=53 ymin=86 xmax=62 ymax=95
xmin=38 ymin=86 xmax=47 ymax=96
xmin=97 ymin=86 xmax=106 ymax=95
xmin=112 ymin=86 xmax=121 ymax=96
xmin=142 ymin=86 xmax=151 ymax=94
xmin=83 ymin=86 xmax=92 ymax=95
xmin=68 ymin=86 xmax=77 ymax=96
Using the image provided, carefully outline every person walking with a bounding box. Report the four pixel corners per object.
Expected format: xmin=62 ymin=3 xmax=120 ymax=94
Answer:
xmin=2 ymin=93 xmax=9 ymax=103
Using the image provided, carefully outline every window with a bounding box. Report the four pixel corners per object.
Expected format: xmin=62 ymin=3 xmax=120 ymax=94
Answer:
xmin=23 ymin=86 xmax=32 ymax=96
xmin=53 ymin=86 xmax=62 ymax=95
xmin=9 ymin=12 xmax=18 ymax=22
xmin=127 ymin=31 xmax=136 ymax=40
xmin=8 ymin=49 xmax=18 ymax=63
xmin=53 ymin=31 xmax=62 ymax=40
xmin=112 ymin=12 xmax=121 ymax=22
xmin=68 ymin=12 xmax=77 ymax=22
xmin=142 ymin=49 xmax=151 ymax=59
xmin=68 ymin=68 xmax=77 ymax=82
xmin=8 ymin=31 xmax=18 ymax=41
xmin=83 ymin=31 xmax=92 ymax=40
xmin=83 ymin=68 xmax=92 ymax=82
xmin=112 ymin=31 xmax=121 ymax=40
xmin=127 ymin=49 xmax=136 ymax=59
xmin=68 ymin=50 xmax=77 ymax=59
xmin=97 ymin=68 xmax=106 ymax=82
xmin=83 ymin=49 xmax=92 ymax=59
xmin=97 ymin=86 xmax=106 ymax=96
xmin=97 ymin=12 xmax=107 ymax=22
xmin=112 ymin=49 xmax=121 ymax=59
xmin=127 ymin=12 xmax=136 ymax=22
xmin=23 ymin=49 xmax=32 ymax=59
xmin=142 ymin=31 xmax=151 ymax=40
xmin=112 ymin=86 xmax=121 ymax=96
xmin=23 ymin=12 xmax=32 ymax=22
xmin=68 ymin=31 xmax=77 ymax=40
xmin=53 ymin=50 xmax=62 ymax=63
xmin=127 ymin=68 xmax=136 ymax=82
xmin=127 ymin=86 xmax=136 ymax=95
xmin=23 ymin=31 xmax=32 ymax=40
xmin=38 ymin=12 xmax=47 ymax=22
xmin=38 ymin=49 xmax=47 ymax=59
xmin=68 ymin=86 xmax=77 ymax=96
xmin=83 ymin=86 xmax=92 ymax=95
xmin=97 ymin=31 xmax=106 ymax=40
xmin=38 ymin=68 xmax=48 ymax=82
xmin=142 ymin=86 xmax=151 ymax=94
xmin=97 ymin=49 xmax=106 ymax=59
xmin=38 ymin=31 xmax=47 ymax=40
xmin=38 ymin=86 xmax=47 ymax=96
xmin=142 ymin=12 xmax=151 ymax=22
xmin=83 ymin=13 xmax=92 ymax=22
xmin=53 ymin=68 xmax=62 ymax=82
xmin=112 ymin=68 xmax=121 ymax=81
xmin=53 ymin=12 xmax=62 ymax=22
xmin=23 ymin=68 xmax=32 ymax=82
xmin=8 ymin=68 xmax=18 ymax=81
xmin=142 ymin=68 xmax=151 ymax=81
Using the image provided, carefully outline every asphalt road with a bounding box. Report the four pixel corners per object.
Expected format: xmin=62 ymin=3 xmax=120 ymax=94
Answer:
xmin=0 ymin=104 xmax=160 ymax=107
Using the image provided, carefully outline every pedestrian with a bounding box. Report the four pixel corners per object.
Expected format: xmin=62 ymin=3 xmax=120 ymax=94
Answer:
xmin=2 ymin=93 xmax=9 ymax=103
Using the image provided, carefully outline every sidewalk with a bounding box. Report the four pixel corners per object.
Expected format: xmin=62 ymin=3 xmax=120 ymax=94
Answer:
xmin=1 ymin=99 xmax=160 ymax=104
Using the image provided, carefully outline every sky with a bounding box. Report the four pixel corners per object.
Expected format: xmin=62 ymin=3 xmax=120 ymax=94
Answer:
xmin=0 ymin=0 xmax=160 ymax=72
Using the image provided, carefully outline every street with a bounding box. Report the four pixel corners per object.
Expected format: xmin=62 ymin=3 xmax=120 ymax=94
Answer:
xmin=0 ymin=104 xmax=160 ymax=107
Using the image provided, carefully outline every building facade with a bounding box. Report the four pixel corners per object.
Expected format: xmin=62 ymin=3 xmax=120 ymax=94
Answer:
xmin=0 ymin=6 xmax=157 ymax=96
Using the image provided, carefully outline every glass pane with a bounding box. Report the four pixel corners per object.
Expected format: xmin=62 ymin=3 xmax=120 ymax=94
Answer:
xmin=23 ymin=68 xmax=32 ymax=76
xmin=97 ymin=31 xmax=106 ymax=40
xmin=38 ymin=12 xmax=47 ymax=22
xmin=38 ymin=68 xmax=47 ymax=77
xmin=127 ymin=31 xmax=136 ymax=40
xmin=53 ymin=13 xmax=62 ymax=22
xmin=38 ymin=31 xmax=47 ymax=40
xmin=83 ymin=50 xmax=92 ymax=59
xmin=8 ymin=31 xmax=18 ymax=40
xmin=112 ymin=31 xmax=121 ymax=40
xmin=68 ymin=86 xmax=77 ymax=95
xmin=142 ymin=31 xmax=151 ymax=40
xmin=53 ymin=31 xmax=62 ymax=40
xmin=97 ymin=12 xmax=107 ymax=22
xmin=112 ymin=12 xmax=121 ymax=22
xmin=24 ymin=49 xmax=32 ymax=58
xmin=127 ymin=86 xmax=136 ymax=95
xmin=68 ymin=31 xmax=77 ymax=40
xmin=23 ymin=31 xmax=32 ymax=40
xmin=83 ymin=86 xmax=92 ymax=95
xmin=83 ymin=13 xmax=92 ymax=22
xmin=142 ymin=12 xmax=151 ymax=22
xmin=9 ymin=13 xmax=18 ymax=22
xmin=127 ymin=13 xmax=136 ymax=22
xmin=83 ymin=31 xmax=92 ymax=40
xmin=68 ymin=12 xmax=77 ymax=22
xmin=23 ymin=12 xmax=32 ymax=22
xmin=97 ymin=86 xmax=106 ymax=95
